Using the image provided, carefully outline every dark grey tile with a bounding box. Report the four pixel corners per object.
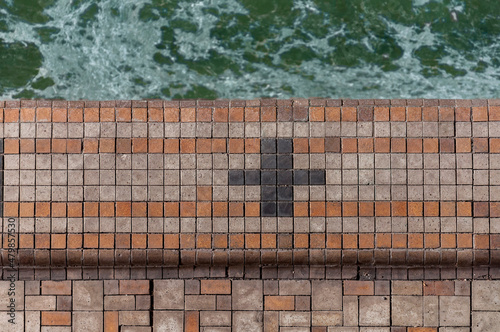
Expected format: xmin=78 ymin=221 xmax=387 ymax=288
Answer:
xmin=278 ymin=171 xmax=293 ymax=185
xmin=262 ymin=155 xmax=277 ymax=169
xmin=261 ymin=186 xmax=276 ymax=201
xmin=261 ymin=171 xmax=277 ymax=185
xmin=278 ymin=187 xmax=293 ymax=201
xmin=228 ymin=170 xmax=244 ymax=185
xmin=0 ymin=139 xmax=3 ymax=153
xmin=277 ymin=139 xmax=293 ymax=154
xmin=310 ymin=170 xmax=325 ymax=185
xmin=294 ymin=170 xmax=309 ymax=185
xmin=261 ymin=139 xmax=276 ymax=153
xmin=245 ymin=170 xmax=260 ymax=185
xmin=277 ymin=155 xmax=293 ymax=169
xmin=261 ymin=202 xmax=277 ymax=217
xmin=277 ymin=202 xmax=293 ymax=217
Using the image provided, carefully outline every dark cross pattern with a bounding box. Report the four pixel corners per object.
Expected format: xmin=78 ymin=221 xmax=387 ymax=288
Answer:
xmin=228 ymin=138 xmax=326 ymax=217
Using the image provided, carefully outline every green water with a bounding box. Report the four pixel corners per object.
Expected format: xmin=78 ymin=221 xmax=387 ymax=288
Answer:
xmin=0 ymin=0 xmax=499 ymax=100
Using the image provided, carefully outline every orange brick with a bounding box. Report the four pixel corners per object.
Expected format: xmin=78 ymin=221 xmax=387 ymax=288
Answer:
xmin=293 ymin=138 xmax=309 ymax=153
xmin=342 ymin=138 xmax=357 ymax=153
xmin=294 ymin=202 xmax=308 ymax=217
xmin=374 ymin=137 xmax=391 ymax=153
xmin=439 ymin=107 xmax=455 ymax=121
xmin=19 ymin=202 xmax=34 ymax=217
xmin=424 ymin=202 xmax=439 ymax=216
xmin=19 ymin=234 xmax=33 ymax=248
xmin=196 ymin=139 xmax=212 ymax=153
xmin=84 ymin=108 xmax=99 ymax=122
xmin=457 ymin=234 xmax=472 ymax=248
xmin=392 ymin=201 xmax=407 ymax=217
xmin=423 ymin=107 xmax=438 ymax=121
xmin=310 ymin=202 xmax=325 ymax=217
xmin=67 ymin=203 xmax=82 ymax=217
xmin=408 ymin=234 xmax=423 ymax=248
xmin=457 ymin=202 xmax=472 ymax=217
xmin=343 ymin=234 xmax=357 ymax=249
xmin=325 ymin=107 xmax=340 ymax=121
xmin=100 ymin=108 xmax=115 ymax=121
xmin=310 ymin=234 xmax=325 ymax=248
xmin=148 ymin=107 xmax=163 ymax=122
xmin=309 ymin=107 xmax=325 ymax=121
xmin=4 ymin=202 xmax=19 ymax=217
xmin=423 ymin=281 xmax=454 ymax=296
xmin=201 ymin=280 xmax=231 ymax=294
xmin=99 ymin=234 xmax=114 ymax=249
xmin=376 ymin=233 xmax=391 ymax=248
xmin=245 ymin=202 xmax=260 ymax=217
xmin=116 ymin=202 xmax=131 ymax=217
xmin=374 ymin=107 xmax=389 ymax=121
xmin=67 ymin=234 xmax=82 ymax=249
xmin=407 ymin=138 xmax=422 ymax=153
xmin=41 ymin=281 xmax=72 ymax=295
xmin=164 ymin=107 xmax=179 ymax=122
xmin=359 ymin=234 xmax=374 ymax=249
xmin=456 ymin=138 xmax=471 ymax=153
xmin=358 ymin=138 xmax=373 ymax=152
xmin=246 ymin=234 xmax=261 ymax=249
xmin=132 ymin=138 xmax=148 ymax=153
xmin=67 ymin=139 xmax=82 ymax=153
xmin=392 ymin=234 xmax=407 ymax=249
xmin=132 ymin=108 xmax=147 ymax=121
xmin=294 ymin=234 xmax=309 ymax=248
xmin=342 ymin=202 xmax=358 ymax=217
xmin=164 ymin=139 xmax=179 ymax=153
xmin=51 ymin=202 xmax=66 ymax=217
xmin=164 ymin=202 xmax=179 ymax=217
xmin=99 ymin=138 xmax=115 ymax=153
xmin=115 ymin=234 xmax=130 ymax=249
xmin=51 ymin=234 xmax=66 ymax=249
xmin=213 ymin=234 xmax=228 ymax=248
xmin=180 ymin=108 xmax=195 ymax=122
xmin=83 ymin=202 xmax=98 ymax=217
xmin=20 ymin=139 xmax=35 ymax=153
xmin=148 ymin=138 xmax=163 ymax=153
xmin=83 ymin=234 xmax=99 ymax=248
xmin=358 ymin=202 xmax=374 ymax=217
xmin=212 ymin=202 xmax=228 ymax=217
xmin=423 ymin=138 xmax=438 ymax=153
xmin=36 ymin=107 xmax=51 ymax=121
xmin=390 ymin=107 xmax=406 ymax=121
xmin=180 ymin=139 xmax=195 ymax=153
xmin=407 ymin=107 xmax=421 ymax=121
xmin=229 ymin=202 xmax=244 ymax=217
xmin=475 ymin=234 xmax=489 ymax=249
xmin=230 ymin=234 xmax=244 ymax=248
xmin=104 ymin=312 xmax=119 ymax=332
xmin=132 ymin=234 xmax=147 ymax=248
xmin=473 ymin=106 xmax=488 ymax=121
xmin=196 ymin=234 xmax=211 ymax=249
xmin=229 ymin=107 xmax=244 ymax=122
xmin=474 ymin=138 xmax=489 ymax=153
xmin=344 ymin=281 xmax=374 ymax=295
xmin=120 ymin=280 xmax=150 ymax=295
xmin=83 ymin=139 xmax=98 ymax=153
xmin=408 ymin=202 xmax=423 ymax=216
xmin=4 ymin=138 xmax=19 ymax=154
xmin=147 ymin=202 xmax=163 ymax=217
xmin=491 ymin=234 xmax=500 ymax=249
xmin=491 ymin=202 xmax=500 ymax=218
xmin=391 ymin=138 xmax=406 ymax=153
xmin=341 ymin=107 xmax=357 ymax=121
xmin=425 ymin=234 xmax=440 ymax=249
xmin=245 ymin=138 xmax=260 ymax=153
xmin=265 ymin=296 xmax=295 ymax=310
xmin=147 ymin=234 xmax=163 ymax=249
xmin=132 ymin=202 xmax=147 ymax=217
xmin=4 ymin=108 xmax=19 ymax=122
xmin=68 ymin=108 xmax=83 ymax=122
xmin=116 ymin=108 xmax=132 ymax=122
xmin=326 ymin=202 xmax=342 ymax=217
xmin=41 ymin=312 xmax=71 ymax=326
xmin=261 ymin=106 xmax=276 ymax=121
xmin=440 ymin=202 xmax=455 ymax=216
xmin=164 ymin=234 xmax=179 ymax=249
xmin=326 ymin=234 xmax=341 ymax=248
xmin=375 ymin=202 xmax=391 ymax=217
xmin=491 ymin=138 xmax=500 ymax=153
xmin=185 ymin=311 xmax=199 ymax=332
xmin=309 ymin=138 xmax=325 ymax=153
xmin=229 ymin=138 xmax=244 ymax=153
xmin=196 ymin=186 xmax=212 ymax=201
xmin=456 ymin=107 xmax=471 ymax=121
xmin=214 ymin=107 xmax=228 ymax=122
xmin=180 ymin=202 xmax=196 ymax=217
xmin=20 ymin=108 xmax=35 ymax=122
xmin=212 ymin=138 xmax=226 ymax=153
xmin=441 ymin=234 xmax=456 ymax=248
xmin=245 ymin=107 xmax=260 ymax=121
xmin=36 ymin=202 xmax=50 ymax=217
xmin=51 ymin=139 xmax=66 ymax=153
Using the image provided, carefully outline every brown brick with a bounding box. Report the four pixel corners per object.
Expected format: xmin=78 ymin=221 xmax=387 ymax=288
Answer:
xmin=423 ymin=281 xmax=454 ymax=296
xmin=201 ymin=280 xmax=231 ymax=294
xmin=120 ymin=280 xmax=149 ymax=294
xmin=42 ymin=281 xmax=71 ymax=295
xmin=344 ymin=281 xmax=374 ymax=295
xmin=185 ymin=311 xmax=199 ymax=332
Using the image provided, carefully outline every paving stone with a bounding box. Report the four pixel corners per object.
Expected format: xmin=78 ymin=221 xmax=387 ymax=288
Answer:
xmin=233 ymin=280 xmax=263 ymax=310
xmin=73 ymin=312 xmax=103 ymax=332
xmin=104 ymin=295 xmax=135 ymax=310
xmin=279 ymin=312 xmax=310 ymax=326
xmin=312 ymin=280 xmax=342 ymax=310
xmin=391 ymin=296 xmax=423 ymax=326
xmin=391 ymin=281 xmax=422 ymax=295
xmin=423 ymin=296 xmax=439 ymax=327
xmin=154 ymin=280 xmax=184 ymax=310
xmin=440 ymin=296 xmax=470 ymax=326
xmin=359 ymin=296 xmax=390 ymax=326
xmin=264 ymin=311 xmax=279 ymax=332
xmin=185 ymin=295 xmax=216 ymax=310
xmin=472 ymin=312 xmax=500 ymax=332
xmin=73 ymin=281 xmax=103 ymax=311
xmin=472 ymin=280 xmax=500 ymax=310
xmin=280 ymin=280 xmax=311 ymax=296
xmin=200 ymin=311 xmax=232 ymax=326
xmin=153 ymin=311 xmax=184 ymax=332
xmin=25 ymin=295 xmax=56 ymax=310
xmin=343 ymin=296 xmax=358 ymax=326
xmin=233 ymin=311 xmax=263 ymax=332
xmin=311 ymin=311 xmax=342 ymax=326
xmin=119 ymin=311 xmax=150 ymax=326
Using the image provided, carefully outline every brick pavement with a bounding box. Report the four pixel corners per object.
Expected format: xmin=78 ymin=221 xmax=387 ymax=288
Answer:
xmin=1 ymin=98 xmax=500 ymax=330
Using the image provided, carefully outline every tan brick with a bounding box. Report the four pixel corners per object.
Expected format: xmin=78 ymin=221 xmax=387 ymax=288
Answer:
xmin=120 ymin=280 xmax=150 ymax=295
xmin=312 ymin=281 xmax=342 ymax=310
xmin=73 ymin=281 xmax=103 ymax=311
xmin=343 ymin=296 xmax=358 ymax=326
xmin=279 ymin=280 xmax=311 ymax=295
xmin=264 ymin=311 xmax=278 ymax=332
xmin=154 ymin=280 xmax=184 ymax=310
xmin=392 ymin=296 xmax=423 ymax=326
xmin=311 ymin=311 xmax=342 ymax=326
xmin=121 ymin=327 xmax=152 ymax=332
xmin=73 ymin=312 xmax=103 ymax=332
xmin=41 ymin=327 xmax=71 ymax=332
xmin=392 ymin=281 xmax=422 ymax=295
xmin=153 ymin=311 xmax=183 ymax=332
xmin=280 ymin=312 xmax=310 ymax=327
xmin=233 ymin=311 xmax=263 ymax=331
xmin=25 ymin=296 xmax=56 ymax=310
xmin=344 ymin=281 xmax=374 ymax=296
xmin=233 ymin=280 xmax=263 ymax=310
xmin=104 ymin=295 xmax=135 ymax=310
xmin=185 ymin=295 xmax=216 ymax=310
xmin=200 ymin=311 xmax=231 ymax=326
xmin=25 ymin=311 xmax=40 ymax=332
xmin=41 ymin=281 xmax=71 ymax=295
xmin=41 ymin=311 xmax=71 ymax=325
xmin=265 ymin=296 xmax=294 ymax=310
xmin=423 ymin=296 xmax=438 ymax=327
xmin=200 ymin=280 xmax=231 ymax=295
xmin=119 ymin=311 xmax=150 ymax=326
xmin=440 ymin=296 xmax=470 ymax=326
xmin=359 ymin=296 xmax=390 ymax=326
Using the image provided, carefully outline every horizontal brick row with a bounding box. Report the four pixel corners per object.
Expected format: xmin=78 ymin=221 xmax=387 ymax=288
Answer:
xmin=6 ymin=248 xmax=499 ymax=267
xmin=4 ymin=137 xmax=500 ymax=154
xmin=1 ymin=103 xmax=500 ymax=123
xmin=4 ymin=201 xmax=499 ymax=217
xmin=6 ymin=232 xmax=499 ymax=250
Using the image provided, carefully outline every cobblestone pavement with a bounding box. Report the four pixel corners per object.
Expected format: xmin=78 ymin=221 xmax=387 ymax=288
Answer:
xmin=1 ymin=98 xmax=500 ymax=330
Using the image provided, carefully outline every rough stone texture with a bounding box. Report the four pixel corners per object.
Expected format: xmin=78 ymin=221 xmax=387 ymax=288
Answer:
xmin=472 ymin=281 xmax=500 ymax=310
xmin=312 ymin=280 xmax=342 ymax=310
xmin=153 ymin=311 xmax=184 ymax=332
xmin=153 ymin=280 xmax=184 ymax=309
xmin=233 ymin=311 xmax=263 ymax=332
xmin=359 ymin=296 xmax=390 ymax=326
xmin=73 ymin=281 xmax=103 ymax=311
xmin=232 ymin=280 xmax=263 ymax=310
xmin=472 ymin=312 xmax=500 ymax=332
xmin=440 ymin=296 xmax=470 ymax=326
xmin=73 ymin=312 xmax=103 ymax=332
xmin=391 ymin=296 xmax=423 ymax=326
